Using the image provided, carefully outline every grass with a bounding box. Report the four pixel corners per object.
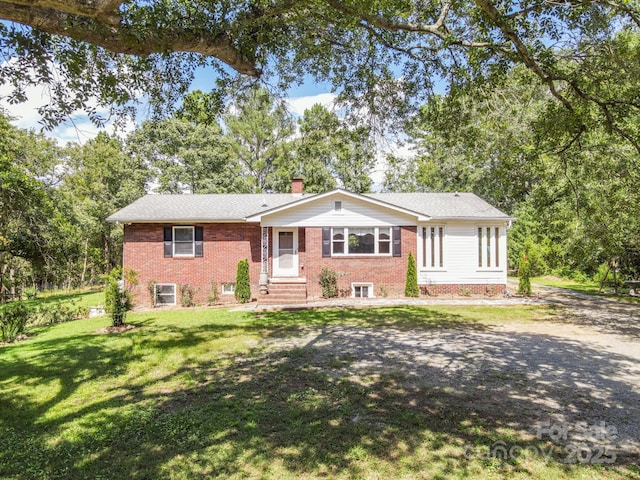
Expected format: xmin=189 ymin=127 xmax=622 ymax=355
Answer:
xmin=1 ymin=304 xmax=637 ymax=479
xmin=21 ymin=287 xmax=105 ymax=310
xmin=530 ymin=276 xmax=640 ymax=303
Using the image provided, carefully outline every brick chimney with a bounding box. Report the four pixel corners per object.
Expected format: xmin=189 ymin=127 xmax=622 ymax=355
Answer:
xmin=291 ymin=177 xmax=304 ymax=194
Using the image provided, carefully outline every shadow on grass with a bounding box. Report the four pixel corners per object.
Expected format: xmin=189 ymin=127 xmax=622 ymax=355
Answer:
xmin=0 ymin=307 xmax=638 ymax=479
xmin=253 ymin=305 xmax=490 ymax=331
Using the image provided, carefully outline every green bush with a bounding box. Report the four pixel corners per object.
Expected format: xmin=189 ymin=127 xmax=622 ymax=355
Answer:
xmin=207 ymin=279 xmax=219 ymax=306
xmin=23 ymin=286 xmax=38 ymax=300
xmin=104 ymin=267 xmax=136 ymax=327
xmin=180 ymin=283 xmax=198 ymax=307
xmin=0 ymin=302 xmax=30 ymax=343
xmin=32 ymin=302 xmax=88 ymax=325
xmin=318 ymin=267 xmax=338 ymax=298
xmin=518 ymin=251 xmax=532 ymax=296
xmin=235 ymin=259 xmax=251 ymax=303
xmin=405 ymin=251 xmax=419 ymax=297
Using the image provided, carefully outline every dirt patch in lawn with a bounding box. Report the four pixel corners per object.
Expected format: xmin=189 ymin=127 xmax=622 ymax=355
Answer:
xmin=95 ymin=324 xmax=138 ymax=334
xmin=258 ymin=292 xmax=640 ymax=465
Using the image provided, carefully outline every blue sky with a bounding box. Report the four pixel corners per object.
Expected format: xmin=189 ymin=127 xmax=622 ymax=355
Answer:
xmin=0 ymin=65 xmax=413 ymax=186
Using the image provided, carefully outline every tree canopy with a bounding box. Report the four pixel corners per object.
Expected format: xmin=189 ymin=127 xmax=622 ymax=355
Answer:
xmin=1 ymin=1 xmax=639 ymax=137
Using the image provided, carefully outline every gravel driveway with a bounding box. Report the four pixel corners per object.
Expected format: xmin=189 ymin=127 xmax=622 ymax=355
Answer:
xmin=260 ymin=286 xmax=640 ymax=461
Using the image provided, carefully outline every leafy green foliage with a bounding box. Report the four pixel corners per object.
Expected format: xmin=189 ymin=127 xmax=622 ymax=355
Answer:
xmin=234 ymin=259 xmax=251 ymax=303
xmin=224 ymin=87 xmax=295 ymax=193
xmin=104 ymin=267 xmax=136 ymax=326
xmin=127 ymin=118 xmax=242 ymax=194
xmin=279 ymin=104 xmax=375 ymax=193
xmin=207 ymin=279 xmax=220 ymax=306
xmin=404 ymin=252 xmax=419 ymax=298
xmin=31 ymin=301 xmax=88 ymax=325
xmin=179 ymin=283 xmax=198 ymax=307
xmin=518 ymin=251 xmax=532 ymax=297
xmin=318 ymin=267 xmax=338 ymax=299
xmin=0 ymin=301 xmax=29 ymax=342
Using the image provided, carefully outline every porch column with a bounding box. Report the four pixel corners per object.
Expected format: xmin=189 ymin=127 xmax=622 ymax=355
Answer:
xmin=259 ymin=226 xmax=269 ymax=294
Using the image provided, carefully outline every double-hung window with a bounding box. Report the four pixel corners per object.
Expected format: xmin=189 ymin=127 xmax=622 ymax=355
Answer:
xmin=478 ymin=226 xmax=501 ymax=269
xmin=173 ymin=226 xmax=195 ymax=256
xmin=420 ymin=225 xmax=445 ymax=269
xmin=163 ymin=226 xmax=204 ymax=258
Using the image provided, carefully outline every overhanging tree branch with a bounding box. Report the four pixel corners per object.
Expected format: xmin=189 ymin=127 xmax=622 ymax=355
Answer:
xmin=0 ymin=1 xmax=260 ymax=76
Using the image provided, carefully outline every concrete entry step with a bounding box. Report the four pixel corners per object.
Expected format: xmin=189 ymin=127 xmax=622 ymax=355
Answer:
xmin=260 ymin=278 xmax=307 ymax=305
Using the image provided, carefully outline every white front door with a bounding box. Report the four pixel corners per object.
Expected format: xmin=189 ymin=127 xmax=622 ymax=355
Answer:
xmin=273 ymin=228 xmax=298 ymax=277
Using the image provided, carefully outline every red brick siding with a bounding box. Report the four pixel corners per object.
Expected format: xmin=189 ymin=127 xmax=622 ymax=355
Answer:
xmin=123 ymin=223 xmax=506 ymax=306
xmin=123 ymin=223 xmax=263 ymax=307
xmin=419 ymin=283 xmax=506 ymax=297
xmin=300 ymin=226 xmax=417 ymax=299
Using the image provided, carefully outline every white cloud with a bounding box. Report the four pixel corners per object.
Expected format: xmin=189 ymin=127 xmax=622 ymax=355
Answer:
xmin=286 ymin=93 xmax=338 ymax=117
xmin=0 ymin=59 xmax=136 ymax=145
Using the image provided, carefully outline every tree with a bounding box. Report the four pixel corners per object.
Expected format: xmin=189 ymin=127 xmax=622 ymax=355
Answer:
xmin=2 ymin=1 xmax=638 ymax=144
xmin=128 ymin=118 xmax=244 ymax=194
xmin=104 ymin=266 xmax=137 ymax=327
xmin=234 ymin=259 xmax=251 ymax=303
xmin=224 ymin=87 xmax=294 ymax=193
xmin=275 ymin=104 xmax=376 ymax=193
xmin=517 ymin=249 xmax=532 ymax=297
xmin=395 ymin=57 xmax=640 ymax=277
xmin=405 ymin=251 xmax=419 ymax=298
xmin=64 ymin=132 xmax=150 ymax=272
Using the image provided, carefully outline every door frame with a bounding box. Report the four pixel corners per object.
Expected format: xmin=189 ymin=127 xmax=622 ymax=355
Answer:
xmin=272 ymin=228 xmax=299 ymax=277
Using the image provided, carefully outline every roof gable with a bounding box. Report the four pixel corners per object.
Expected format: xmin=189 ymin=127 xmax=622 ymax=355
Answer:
xmin=245 ymin=189 xmax=430 ymax=223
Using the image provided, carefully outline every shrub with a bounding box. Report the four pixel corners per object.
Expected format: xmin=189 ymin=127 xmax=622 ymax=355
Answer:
xmin=518 ymin=251 xmax=532 ymax=296
xmin=146 ymin=279 xmax=157 ymax=307
xmin=207 ymin=280 xmax=219 ymax=306
xmin=23 ymin=286 xmax=38 ymax=300
xmin=179 ymin=283 xmax=198 ymax=307
xmin=235 ymin=259 xmax=251 ymax=303
xmin=104 ymin=267 xmax=135 ymax=327
xmin=405 ymin=251 xmax=419 ymax=297
xmin=32 ymin=302 xmax=88 ymax=325
xmin=318 ymin=267 xmax=338 ymax=298
xmin=0 ymin=302 xmax=30 ymax=343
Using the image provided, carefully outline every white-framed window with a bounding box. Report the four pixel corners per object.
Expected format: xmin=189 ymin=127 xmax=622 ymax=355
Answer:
xmin=477 ymin=226 xmax=501 ymax=269
xmin=352 ymin=282 xmax=374 ymax=298
xmin=331 ymin=227 xmax=391 ymax=256
xmin=420 ymin=225 xmax=445 ymax=269
xmin=334 ymin=201 xmax=342 ymax=212
xmin=154 ymin=284 xmax=176 ymax=306
xmin=222 ymin=283 xmax=235 ymax=295
xmin=173 ymin=226 xmax=195 ymax=256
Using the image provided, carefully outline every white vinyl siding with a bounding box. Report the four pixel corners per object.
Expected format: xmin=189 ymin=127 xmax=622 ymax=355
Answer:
xmin=260 ymin=195 xmax=416 ymax=227
xmin=417 ymin=223 xmax=507 ymax=285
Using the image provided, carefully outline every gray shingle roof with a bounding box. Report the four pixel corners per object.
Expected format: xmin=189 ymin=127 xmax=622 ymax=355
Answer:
xmin=106 ymin=194 xmax=301 ymax=222
xmin=366 ymin=192 xmax=510 ymax=219
xmin=107 ymin=191 xmax=512 ymax=223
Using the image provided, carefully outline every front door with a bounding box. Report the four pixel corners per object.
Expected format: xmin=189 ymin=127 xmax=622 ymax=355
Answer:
xmin=273 ymin=228 xmax=298 ymax=277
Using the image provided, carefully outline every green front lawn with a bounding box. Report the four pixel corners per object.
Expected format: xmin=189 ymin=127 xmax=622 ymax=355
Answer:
xmin=531 ymin=276 xmax=640 ymax=303
xmin=0 ymin=306 xmax=635 ymax=479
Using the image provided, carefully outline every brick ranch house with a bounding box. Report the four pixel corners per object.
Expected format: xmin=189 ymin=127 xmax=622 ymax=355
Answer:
xmin=107 ymin=179 xmax=514 ymax=306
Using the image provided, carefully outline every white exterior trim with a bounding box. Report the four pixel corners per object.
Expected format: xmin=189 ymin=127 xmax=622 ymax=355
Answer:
xmin=246 ymin=189 xmax=430 ymax=223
